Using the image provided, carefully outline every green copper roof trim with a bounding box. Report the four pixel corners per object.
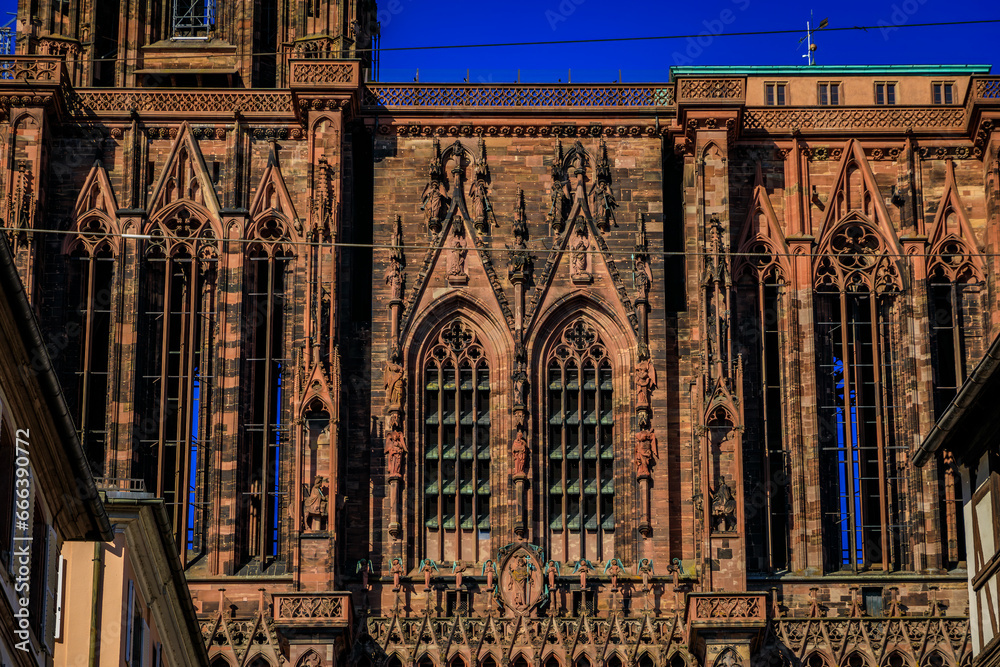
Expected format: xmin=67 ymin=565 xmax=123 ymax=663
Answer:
xmin=671 ymin=65 xmax=992 ymax=77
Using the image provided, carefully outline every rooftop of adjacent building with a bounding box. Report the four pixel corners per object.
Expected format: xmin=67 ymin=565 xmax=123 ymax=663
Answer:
xmin=671 ymin=64 xmax=992 ymax=77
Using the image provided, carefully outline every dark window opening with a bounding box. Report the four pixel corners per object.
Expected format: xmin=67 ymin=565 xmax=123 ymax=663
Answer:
xmin=547 ymin=319 xmax=614 ymax=563
xmin=817 ymin=289 xmax=905 ymax=572
xmin=244 ymin=247 xmax=289 ymax=564
xmin=875 ymin=82 xmax=897 ymax=105
xmin=740 ymin=274 xmax=790 ymax=572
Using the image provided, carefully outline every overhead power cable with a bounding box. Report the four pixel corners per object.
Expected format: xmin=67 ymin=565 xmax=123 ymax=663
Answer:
xmin=16 ymin=18 xmax=1000 ymax=63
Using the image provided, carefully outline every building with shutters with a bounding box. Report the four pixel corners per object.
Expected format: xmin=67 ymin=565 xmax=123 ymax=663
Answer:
xmin=3 ymin=1 xmax=1000 ymax=666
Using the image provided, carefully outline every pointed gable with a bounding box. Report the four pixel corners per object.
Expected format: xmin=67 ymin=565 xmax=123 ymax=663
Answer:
xmin=928 ymin=159 xmax=985 ymax=281
xmin=74 ymin=160 xmax=119 ymax=220
xmin=148 ymin=121 xmax=221 ymax=219
xmin=249 ymin=144 xmax=300 ymax=225
xmin=819 ymin=139 xmax=900 ymax=253
xmin=735 ymin=162 xmax=789 ymax=280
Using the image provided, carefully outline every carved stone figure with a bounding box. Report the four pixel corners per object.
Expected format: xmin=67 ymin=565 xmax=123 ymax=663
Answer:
xmin=634 ymin=255 xmax=652 ymax=300
xmin=390 ymin=557 xmax=404 ymax=591
xmin=592 ymin=179 xmax=618 ymax=231
xmin=421 ymin=179 xmax=446 ymax=233
xmin=711 ymin=476 xmax=738 ymax=532
xmin=447 ymin=224 xmax=468 ymax=278
xmin=304 ymin=475 xmax=327 ymax=532
xmin=385 ymin=429 xmax=407 ymax=478
xmin=384 ymin=260 xmax=404 ymax=300
xmin=511 ymin=365 xmax=528 ymax=408
xmin=638 ymin=558 xmax=653 ymax=591
xmin=546 ymin=560 xmax=558 ymax=591
xmin=575 ymin=559 xmax=592 ymax=589
xmin=570 ymin=218 xmax=590 ymax=278
xmin=420 ymin=559 xmax=438 ymax=590
xmin=506 ymin=553 xmax=532 ymax=608
xmin=383 ymin=356 xmax=406 ymax=410
xmin=635 ymin=427 xmax=659 ymax=478
xmin=453 ymin=561 xmax=467 ymax=588
xmin=635 ymin=358 xmax=657 ymax=408
xmin=469 ymin=177 xmax=491 ymax=231
xmin=301 ymin=652 xmax=321 ymax=667
xmin=483 ymin=560 xmax=498 ymax=592
xmin=512 ymin=428 xmax=529 ymax=477
xmin=605 ymin=559 xmax=623 ymax=591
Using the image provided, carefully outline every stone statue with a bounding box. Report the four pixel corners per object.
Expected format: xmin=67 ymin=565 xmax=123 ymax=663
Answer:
xmin=638 ymin=558 xmax=653 ymax=591
xmin=570 ymin=218 xmax=589 ymax=277
xmin=545 ymin=560 xmax=559 ymax=591
xmin=592 ymin=179 xmax=618 ymax=230
xmin=634 ymin=428 xmax=659 ymax=478
xmin=605 ymin=558 xmax=624 ymax=591
xmin=634 ymin=255 xmax=652 ymax=299
xmin=453 ymin=561 xmax=467 ymax=588
xmin=512 ymin=428 xmax=529 ymax=477
xmin=483 ymin=560 xmax=498 ymax=592
xmin=384 ymin=260 xmax=404 ymax=300
xmin=506 ymin=553 xmax=532 ymax=608
xmin=447 ymin=224 xmax=468 ymax=277
xmin=469 ymin=177 xmax=491 ymax=230
xmin=302 ymin=653 xmax=321 ymax=667
xmin=385 ymin=429 xmax=407 ymax=478
xmin=390 ymin=557 xmax=404 ymax=591
xmin=421 ymin=179 xmax=447 ymax=233
xmin=511 ymin=365 xmax=528 ymax=408
xmin=574 ymin=559 xmax=592 ymax=589
xmin=635 ymin=358 xmax=657 ymax=408
xmin=383 ymin=356 xmax=405 ymax=409
xmin=303 ymin=475 xmax=327 ymax=532
xmin=420 ymin=559 xmax=438 ymax=591
xmin=711 ymin=476 xmax=737 ymax=532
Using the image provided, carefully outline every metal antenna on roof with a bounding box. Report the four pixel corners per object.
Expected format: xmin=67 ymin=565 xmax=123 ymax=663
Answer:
xmin=798 ymin=12 xmax=829 ymax=66
xmin=0 ymin=13 xmax=17 ymax=56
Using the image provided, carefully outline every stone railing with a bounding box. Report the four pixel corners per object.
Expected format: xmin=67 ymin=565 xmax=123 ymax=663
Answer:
xmin=974 ymin=77 xmax=1000 ymax=100
xmin=363 ymin=83 xmax=675 ymax=109
xmin=687 ymin=592 xmax=767 ymax=625
xmin=0 ymin=56 xmax=65 ymax=84
xmin=288 ymin=59 xmax=359 ymax=87
xmin=743 ymin=106 xmax=967 ymax=133
xmin=676 ymin=78 xmax=745 ymax=103
xmin=272 ymin=593 xmax=352 ymax=625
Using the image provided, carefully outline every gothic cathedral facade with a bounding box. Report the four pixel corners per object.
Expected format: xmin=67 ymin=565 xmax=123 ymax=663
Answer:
xmin=4 ymin=1 xmax=1000 ymax=665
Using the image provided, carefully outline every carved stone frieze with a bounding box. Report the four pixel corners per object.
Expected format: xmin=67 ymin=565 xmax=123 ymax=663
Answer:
xmin=743 ymin=107 xmax=965 ymax=133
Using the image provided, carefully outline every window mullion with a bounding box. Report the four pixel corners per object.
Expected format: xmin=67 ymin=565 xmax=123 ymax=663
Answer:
xmin=839 ymin=291 xmax=859 ymax=570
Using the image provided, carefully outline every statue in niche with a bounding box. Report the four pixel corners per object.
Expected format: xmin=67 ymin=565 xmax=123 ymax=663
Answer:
xmin=506 ymin=553 xmax=533 ymax=609
xmin=483 ymin=560 xmax=498 ymax=592
xmin=592 ymin=179 xmax=618 ymax=231
xmin=634 ymin=255 xmax=652 ymax=300
xmin=385 ymin=428 xmax=407 ymax=478
xmin=247 ymin=478 xmax=261 ymax=556
xmin=634 ymin=427 xmax=659 ymax=478
xmin=303 ymin=475 xmax=328 ymax=532
xmin=638 ymin=558 xmax=654 ymax=591
xmin=511 ymin=364 xmax=528 ymax=409
xmin=383 ymin=354 xmax=406 ymax=410
xmin=512 ymin=428 xmax=529 ymax=477
xmin=570 ymin=218 xmax=590 ymax=278
xmin=447 ymin=223 xmax=468 ymax=279
xmin=384 ymin=259 xmax=404 ymax=301
xmin=635 ymin=357 xmax=657 ymax=408
xmin=710 ymin=476 xmax=737 ymax=532
xmin=421 ymin=179 xmax=447 ymax=233
xmin=468 ymin=177 xmax=492 ymax=232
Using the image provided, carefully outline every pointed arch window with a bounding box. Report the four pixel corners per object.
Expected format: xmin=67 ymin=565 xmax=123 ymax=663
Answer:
xmin=422 ymin=320 xmax=491 ymax=563
xmin=546 ymin=318 xmax=614 ymax=563
xmin=65 ymin=229 xmax=115 ymax=477
xmin=736 ymin=242 xmax=789 ymax=572
xmin=814 ymin=219 xmax=906 ymax=571
xmin=927 ymin=226 xmax=982 ymax=569
xmin=242 ymin=222 xmax=293 ymax=564
xmin=137 ymin=206 xmax=219 ymax=564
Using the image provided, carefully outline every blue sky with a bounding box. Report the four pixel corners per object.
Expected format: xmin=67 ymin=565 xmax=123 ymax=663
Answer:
xmin=3 ymin=0 xmax=995 ymax=82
